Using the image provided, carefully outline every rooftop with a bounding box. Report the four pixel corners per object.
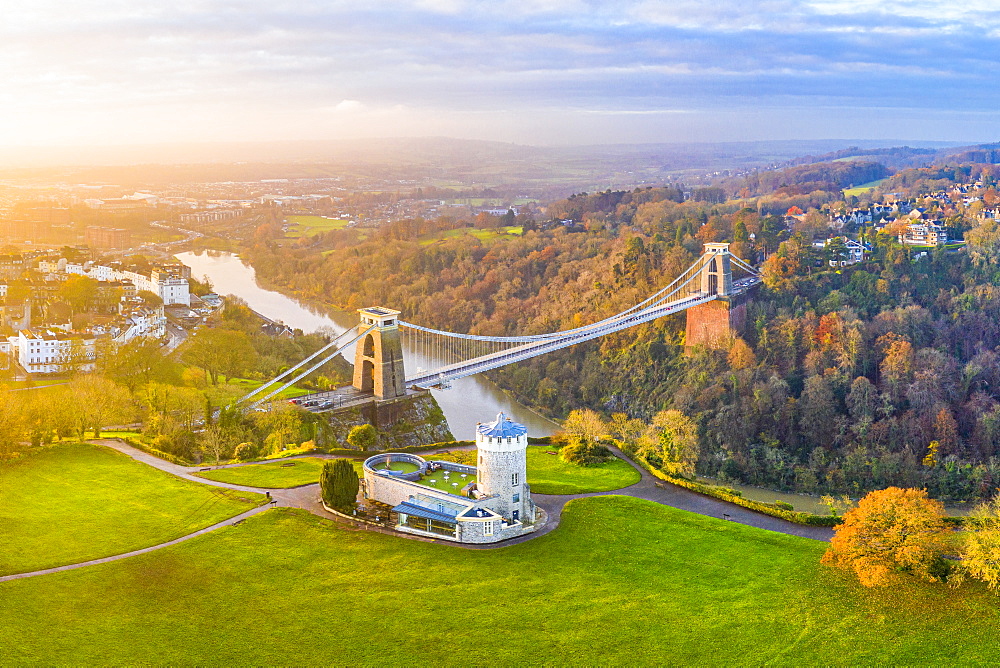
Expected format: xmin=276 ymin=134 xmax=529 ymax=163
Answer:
xmin=477 ymin=412 xmax=527 ymax=439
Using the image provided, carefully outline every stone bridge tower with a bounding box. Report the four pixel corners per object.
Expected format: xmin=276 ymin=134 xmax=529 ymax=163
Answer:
xmin=353 ymin=307 xmax=407 ymax=400
xmin=685 ymin=243 xmax=752 ymax=350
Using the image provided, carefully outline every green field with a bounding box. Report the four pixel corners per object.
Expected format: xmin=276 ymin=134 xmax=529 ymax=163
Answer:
xmin=418 ymin=226 xmax=522 ymax=246
xmin=217 ymin=377 xmax=313 ymax=401
xmin=526 ymin=446 xmax=641 ymax=494
xmin=843 ymin=179 xmax=887 ymax=196
xmin=0 ymin=444 xmax=263 ymax=576
xmin=3 ymin=497 xmax=1000 ymax=664
xmin=195 ymin=457 xmax=364 ymax=488
xmin=284 ymin=215 xmax=350 ymax=238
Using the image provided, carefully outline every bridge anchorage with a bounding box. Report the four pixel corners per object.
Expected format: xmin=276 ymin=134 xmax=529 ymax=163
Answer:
xmin=236 ymin=243 xmax=760 ymax=414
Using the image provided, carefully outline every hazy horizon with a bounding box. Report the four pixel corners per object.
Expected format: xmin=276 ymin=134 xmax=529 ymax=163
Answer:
xmin=3 ymin=1 xmax=999 ymax=153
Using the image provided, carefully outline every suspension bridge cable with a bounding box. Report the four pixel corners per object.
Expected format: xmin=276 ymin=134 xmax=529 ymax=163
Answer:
xmin=247 ymin=325 xmax=376 ymax=410
xmin=237 ymin=328 xmax=353 ymax=405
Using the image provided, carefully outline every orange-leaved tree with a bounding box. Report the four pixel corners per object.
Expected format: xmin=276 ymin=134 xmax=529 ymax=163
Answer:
xmin=822 ymin=487 xmax=950 ymax=587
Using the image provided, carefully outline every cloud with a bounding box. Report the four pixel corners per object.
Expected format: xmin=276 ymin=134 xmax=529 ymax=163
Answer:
xmin=0 ymin=0 xmax=998 ymax=146
xmin=331 ymin=100 xmax=365 ymax=113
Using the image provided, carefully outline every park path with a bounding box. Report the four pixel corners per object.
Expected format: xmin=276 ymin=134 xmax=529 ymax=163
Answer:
xmin=0 ymin=504 xmax=271 ymax=583
xmin=2 ymin=440 xmax=832 ymax=582
xmin=95 ymin=440 xmax=835 ymax=542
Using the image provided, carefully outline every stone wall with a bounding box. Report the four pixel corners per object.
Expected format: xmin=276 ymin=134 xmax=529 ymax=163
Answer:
xmin=324 ymin=392 xmax=453 ymax=449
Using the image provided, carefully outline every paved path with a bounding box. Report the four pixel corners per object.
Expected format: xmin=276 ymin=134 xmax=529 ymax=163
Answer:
xmin=3 ymin=440 xmax=832 ymax=581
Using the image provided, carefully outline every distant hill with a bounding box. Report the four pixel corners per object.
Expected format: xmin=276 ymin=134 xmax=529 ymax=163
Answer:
xmin=0 ymin=137 xmax=961 ymax=192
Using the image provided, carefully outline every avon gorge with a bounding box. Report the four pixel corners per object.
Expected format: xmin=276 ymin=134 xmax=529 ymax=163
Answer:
xmin=6 ymin=2 xmax=1000 ymax=666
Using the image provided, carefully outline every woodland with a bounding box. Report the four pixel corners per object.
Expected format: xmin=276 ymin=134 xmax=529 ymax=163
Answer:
xmin=245 ymin=160 xmax=1000 ymax=503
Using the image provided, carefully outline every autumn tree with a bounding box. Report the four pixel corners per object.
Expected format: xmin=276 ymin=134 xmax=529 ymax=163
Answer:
xmin=727 ymin=337 xmax=756 ymax=370
xmin=823 ymin=487 xmax=950 ymax=587
xmin=649 ymin=409 xmax=699 ymax=478
xmin=69 ymin=375 xmax=134 ymax=438
xmin=961 ymin=495 xmax=1000 ymax=591
xmin=561 ymin=408 xmax=606 ymax=443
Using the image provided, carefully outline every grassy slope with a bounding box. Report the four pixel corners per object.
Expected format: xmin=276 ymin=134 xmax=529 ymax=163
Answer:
xmin=195 ymin=457 xmax=364 ymax=488
xmin=285 ymin=215 xmax=349 ymax=238
xmin=418 ymin=225 xmax=522 ymax=245
xmin=2 ymin=497 xmax=999 ymax=664
xmin=843 ymin=178 xmax=887 ymax=196
xmin=527 ymin=445 xmax=641 ymax=494
xmin=0 ymin=444 xmax=264 ymax=576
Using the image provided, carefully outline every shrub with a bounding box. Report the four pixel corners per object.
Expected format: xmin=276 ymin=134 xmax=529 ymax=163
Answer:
xmin=559 ymin=437 xmax=613 ymax=466
xmin=233 ymin=442 xmax=259 ymax=461
xmin=347 ymin=424 xmax=378 ymax=451
xmin=321 ymin=459 xmax=359 ymax=510
xmin=774 ymin=501 xmax=794 ymax=511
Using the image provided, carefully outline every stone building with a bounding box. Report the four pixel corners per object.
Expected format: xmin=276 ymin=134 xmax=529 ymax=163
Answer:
xmin=361 ymin=412 xmax=537 ymax=543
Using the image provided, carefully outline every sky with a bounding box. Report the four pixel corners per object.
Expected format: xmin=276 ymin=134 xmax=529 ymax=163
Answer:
xmin=2 ymin=0 xmax=999 ymax=148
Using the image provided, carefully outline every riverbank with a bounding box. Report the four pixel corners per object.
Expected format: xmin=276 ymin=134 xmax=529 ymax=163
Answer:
xmin=176 ymin=250 xmax=560 ymax=438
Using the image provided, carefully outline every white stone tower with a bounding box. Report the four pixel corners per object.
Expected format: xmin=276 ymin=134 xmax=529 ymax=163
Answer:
xmin=476 ymin=412 xmax=534 ymax=524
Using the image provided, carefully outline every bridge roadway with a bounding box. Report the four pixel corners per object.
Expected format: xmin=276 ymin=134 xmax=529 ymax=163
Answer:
xmin=406 ymin=277 xmax=760 ymax=388
xmin=286 ymin=275 xmax=759 ymax=410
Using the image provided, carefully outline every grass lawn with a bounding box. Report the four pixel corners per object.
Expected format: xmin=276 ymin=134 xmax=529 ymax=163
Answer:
xmin=843 ymin=178 xmax=887 ymax=196
xmin=0 ymin=443 xmax=264 ymax=576
xmin=418 ymin=225 xmax=522 ymax=246
xmin=195 ymin=457 xmax=364 ymax=488
xmin=217 ymin=377 xmax=313 ymax=402
xmin=419 ymin=469 xmax=476 ymax=492
xmin=373 ymin=460 xmax=421 ymax=474
xmin=284 ymin=215 xmax=350 ymax=238
xmin=3 ymin=497 xmax=1000 ymax=663
xmin=526 ymin=446 xmax=640 ymax=494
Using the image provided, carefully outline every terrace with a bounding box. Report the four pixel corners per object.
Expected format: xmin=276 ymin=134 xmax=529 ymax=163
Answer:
xmin=369 ymin=456 xmax=477 ymax=497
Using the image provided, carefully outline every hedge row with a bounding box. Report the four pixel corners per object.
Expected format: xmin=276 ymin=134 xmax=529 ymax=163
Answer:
xmin=628 ymin=453 xmax=842 ymax=527
xmin=115 ymin=437 xmax=191 ymax=467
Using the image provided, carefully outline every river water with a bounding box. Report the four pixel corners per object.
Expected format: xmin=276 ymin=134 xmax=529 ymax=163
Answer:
xmin=175 ymin=250 xmax=559 ymax=439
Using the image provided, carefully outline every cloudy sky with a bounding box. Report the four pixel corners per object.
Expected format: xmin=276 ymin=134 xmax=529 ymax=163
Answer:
xmin=2 ymin=0 xmax=999 ymax=147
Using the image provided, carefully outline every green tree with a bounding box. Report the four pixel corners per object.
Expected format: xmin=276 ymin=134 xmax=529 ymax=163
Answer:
xmin=57 ymin=275 xmax=99 ymax=314
xmin=320 ymin=459 xmax=359 ymax=510
xmin=347 ymin=423 xmax=378 ymax=451
xmin=99 ymin=338 xmax=172 ymax=391
xmin=559 ymin=435 xmax=613 ymax=466
xmin=650 ymin=409 xmax=699 ymax=478
xmin=181 ymin=328 xmax=257 ymax=384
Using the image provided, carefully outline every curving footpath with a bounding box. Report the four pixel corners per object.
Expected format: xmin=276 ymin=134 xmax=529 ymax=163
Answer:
xmin=2 ymin=440 xmax=833 ymax=582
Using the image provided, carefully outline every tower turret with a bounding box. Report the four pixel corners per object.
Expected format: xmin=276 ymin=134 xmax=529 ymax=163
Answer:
xmin=475 ymin=412 xmax=533 ymax=523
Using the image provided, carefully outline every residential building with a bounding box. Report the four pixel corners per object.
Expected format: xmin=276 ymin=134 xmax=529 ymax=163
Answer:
xmin=899 ymin=221 xmax=949 ymax=246
xmin=16 ymin=329 xmax=98 ymax=375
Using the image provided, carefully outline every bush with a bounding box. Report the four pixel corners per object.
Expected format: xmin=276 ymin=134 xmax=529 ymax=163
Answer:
xmin=560 ymin=438 xmax=613 ymax=466
xmin=347 ymin=424 xmax=378 ymax=451
xmin=774 ymin=501 xmax=794 ymax=511
xmin=233 ymin=442 xmax=259 ymax=461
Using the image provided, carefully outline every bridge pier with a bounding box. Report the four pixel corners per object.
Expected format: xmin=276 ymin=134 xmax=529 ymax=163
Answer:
xmin=685 ymin=243 xmax=753 ymax=350
xmin=685 ymin=291 xmax=751 ymax=350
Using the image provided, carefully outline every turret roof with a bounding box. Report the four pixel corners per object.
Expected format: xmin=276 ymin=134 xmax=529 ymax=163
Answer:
xmin=477 ymin=412 xmax=527 ymax=438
